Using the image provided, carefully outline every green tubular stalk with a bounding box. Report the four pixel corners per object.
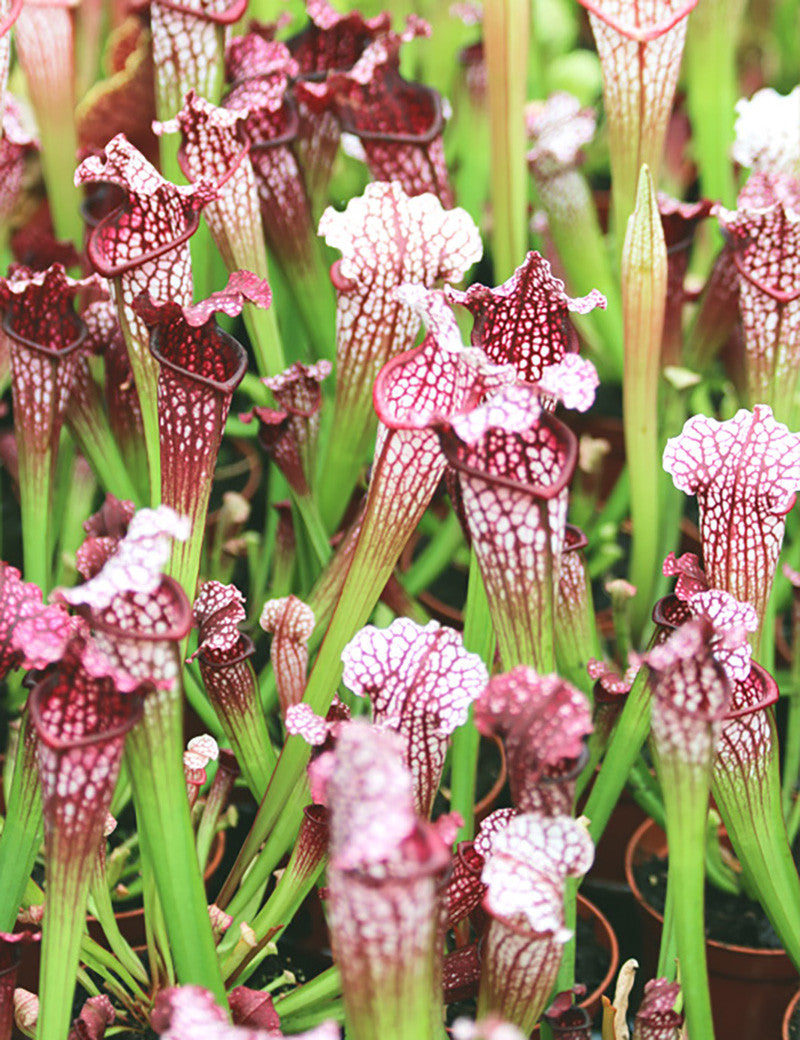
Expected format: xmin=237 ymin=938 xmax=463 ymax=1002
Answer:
xmin=784 ymin=630 xmax=800 ymax=818
xmin=242 ymin=297 xmax=285 ymax=379
xmin=285 ymin=254 xmax=338 ymax=367
xmin=582 ymin=666 xmax=653 ymax=848
xmin=652 ymin=751 xmax=715 ymax=1040
xmin=182 ymin=664 xmax=225 ymax=739
xmin=67 ymin=408 xmax=140 ymax=505
xmin=551 ymin=884 xmax=578 ymax=1003
xmin=223 ymin=855 xmax=326 ymax=985
xmin=87 ymin=879 xmax=149 ymax=987
xmin=17 ymin=44 xmax=82 ymax=247
xmin=656 ymin=877 xmax=678 ymax=979
xmin=627 ymin=756 xmax=667 ymax=831
xmin=17 ymin=435 xmax=54 ymax=591
xmin=292 ymin=493 xmax=333 ymax=568
xmin=683 ymin=0 xmax=744 ymax=211
xmin=787 ymin=789 xmax=800 ymax=848
xmin=79 ymin=937 xmax=150 ymax=1007
xmin=317 ymin=404 xmax=373 ymax=534
xmin=115 ymin=285 xmax=161 ymax=506
xmin=192 ymin=648 xmax=277 ymax=801
xmin=483 ymin=0 xmax=530 ymax=280
xmin=0 ymin=717 xmax=42 ymax=931
xmin=218 ymin=779 xmax=309 ymax=915
xmin=125 ymin=687 xmax=227 ymax=1004
xmin=275 ymin=966 xmax=343 ymax=1020
xmin=621 ymin=166 xmax=667 ymax=640
xmin=712 ymin=714 xmax=800 ymax=969
xmin=38 ymin=830 xmax=104 ymax=1040
xmin=280 ymin=1001 xmax=347 ymax=1034
xmin=451 ymin=550 xmax=495 ymax=843
xmin=223 ymin=433 xmax=444 ymax=902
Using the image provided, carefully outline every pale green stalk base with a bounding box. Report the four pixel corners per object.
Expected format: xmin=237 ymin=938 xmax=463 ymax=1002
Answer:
xmin=293 ymin=492 xmax=333 ymax=567
xmin=582 ymin=666 xmax=653 ymax=847
xmin=223 ymin=855 xmax=326 ymax=984
xmin=87 ymin=875 xmax=149 ymax=986
xmin=782 ymin=685 xmax=800 ymax=821
xmin=656 ymin=877 xmax=677 ymax=978
xmin=712 ymin=720 xmax=800 ymax=970
xmin=35 ymin=115 xmax=82 ymax=248
xmin=218 ymin=779 xmax=308 ymax=915
xmin=276 ymin=965 xmax=343 ymax=1022
xmin=451 ymin=550 xmax=495 ymax=843
xmin=653 ymin=750 xmax=716 ymax=1040
xmin=0 ymin=717 xmax=43 ymax=931
xmin=483 ymin=0 xmax=530 ymax=280
xmin=125 ymin=687 xmax=227 ymax=1003
xmin=165 ymin=482 xmax=214 ymax=604
xmin=282 ymin=254 xmax=337 ymax=366
xmin=17 ymin=442 xmax=53 ymax=592
xmin=38 ymin=830 xmax=103 ymax=1040
xmin=280 ymin=1002 xmax=346 ymax=1035
xmin=243 ymin=297 xmax=286 ymax=379
xmin=317 ymin=402 xmax=374 ymax=533
xmin=115 ymin=286 xmax=161 ymax=506
xmin=67 ymin=410 xmax=140 ymax=504
xmin=684 ymin=0 xmax=744 ymax=209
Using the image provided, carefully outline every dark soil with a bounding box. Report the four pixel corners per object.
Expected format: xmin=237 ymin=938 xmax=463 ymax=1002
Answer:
xmin=634 ymin=855 xmax=783 ymax=949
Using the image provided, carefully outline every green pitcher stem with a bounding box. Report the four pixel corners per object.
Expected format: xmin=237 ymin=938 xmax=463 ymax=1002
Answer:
xmin=125 ymin=687 xmax=227 ymax=1003
xmin=87 ymin=873 xmax=149 ymax=986
xmin=656 ymin=877 xmax=678 ymax=979
xmin=402 ymin=510 xmax=464 ymax=597
xmin=17 ymin=439 xmax=53 ymax=591
xmin=275 ymin=965 xmax=343 ymax=1019
xmin=712 ymin=719 xmax=800 ymax=970
xmin=218 ymin=779 xmax=309 ymax=915
xmin=115 ymin=287 xmax=161 ymax=506
xmin=38 ymin=834 xmax=100 ymax=1040
xmin=317 ymin=402 xmax=373 ymax=533
xmin=483 ymin=0 xmax=530 ymax=280
xmin=582 ymin=666 xmax=653 ymax=848
xmin=292 ymin=492 xmax=333 ymax=567
xmin=534 ymin=169 xmax=623 ymax=380
xmin=242 ymin=297 xmax=286 ymax=378
xmin=223 ymin=856 xmax=326 ymax=984
xmin=683 ymin=0 xmax=744 ymax=210
xmin=653 ymin=751 xmax=716 ymax=1040
xmin=67 ymin=408 xmax=141 ymax=504
xmin=0 ymin=716 xmax=43 ymax=931
xmin=451 ymin=550 xmax=495 ymax=843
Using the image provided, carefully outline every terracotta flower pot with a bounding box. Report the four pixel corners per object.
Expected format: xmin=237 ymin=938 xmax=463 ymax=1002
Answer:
xmin=783 ymin=988 xmax=800 ymax=1040
xmin=626 ymin=818 xmax=798 ymax=1040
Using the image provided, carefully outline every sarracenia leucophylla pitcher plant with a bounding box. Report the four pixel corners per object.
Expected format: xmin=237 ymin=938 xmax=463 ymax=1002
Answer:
xmin=5 ymin=3 xmax=800 ymax=1039
xmin=55 ymin=506 xmax=229 ymax=1004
